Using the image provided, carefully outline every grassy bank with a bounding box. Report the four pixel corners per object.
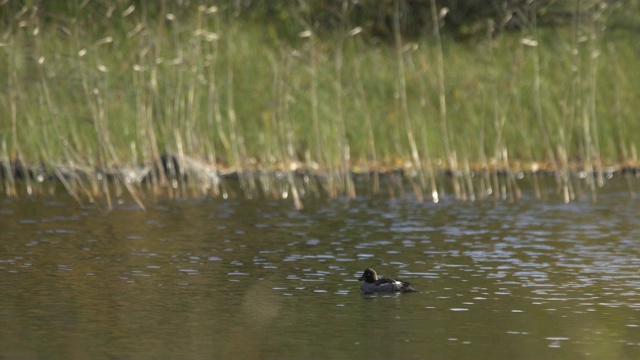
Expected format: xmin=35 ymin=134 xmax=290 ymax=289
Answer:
xmin=1 ymin=1 xmax=640 ymax=207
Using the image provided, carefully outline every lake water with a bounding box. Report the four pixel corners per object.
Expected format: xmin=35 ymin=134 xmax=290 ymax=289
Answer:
xmin=2 ymin=178 xmax=640 ymax=359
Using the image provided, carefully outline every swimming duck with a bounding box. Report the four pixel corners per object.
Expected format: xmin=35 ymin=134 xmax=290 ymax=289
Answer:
xmin=358 ymin=268 xmax=416 ymax=294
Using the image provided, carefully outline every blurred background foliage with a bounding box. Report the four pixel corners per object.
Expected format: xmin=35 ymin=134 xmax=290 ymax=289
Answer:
xmin=1 ymin=0 xmax=640 ymax=203
xmin=3 ymin=0 xmax=638 ymax=41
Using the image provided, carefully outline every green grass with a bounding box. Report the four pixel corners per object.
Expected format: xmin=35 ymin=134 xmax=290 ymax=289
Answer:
xmin=1 ymin=1 xmax=640 ymax=204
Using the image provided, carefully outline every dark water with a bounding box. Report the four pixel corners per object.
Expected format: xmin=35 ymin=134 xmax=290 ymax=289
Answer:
xmin=2 ymin=181 xmax=640 ymax=359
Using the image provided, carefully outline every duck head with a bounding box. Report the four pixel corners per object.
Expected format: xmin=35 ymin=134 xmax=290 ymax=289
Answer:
xmin=358 ymin=268 xmax=378 ymax=283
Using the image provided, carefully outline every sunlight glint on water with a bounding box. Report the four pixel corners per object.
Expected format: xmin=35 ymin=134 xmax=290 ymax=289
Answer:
xmin=1 ymin=181 xmax=640 ymax=359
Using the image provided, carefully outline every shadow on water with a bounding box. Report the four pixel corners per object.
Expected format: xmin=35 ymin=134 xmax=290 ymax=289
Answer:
xmin=1 ymin=178 xmax=640 ymax=359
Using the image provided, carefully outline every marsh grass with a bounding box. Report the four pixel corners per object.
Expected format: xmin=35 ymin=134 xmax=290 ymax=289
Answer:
xmin=1 ymin=1 xmax=639 ymax=208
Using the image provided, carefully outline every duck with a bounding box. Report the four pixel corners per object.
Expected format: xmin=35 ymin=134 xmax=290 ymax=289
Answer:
xmin=358 ymin=268 xmax=416 ymax=294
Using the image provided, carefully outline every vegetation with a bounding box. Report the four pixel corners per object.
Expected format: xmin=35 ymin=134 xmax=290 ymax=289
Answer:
xmin=1 ymin=0 xmax=640 ymax=208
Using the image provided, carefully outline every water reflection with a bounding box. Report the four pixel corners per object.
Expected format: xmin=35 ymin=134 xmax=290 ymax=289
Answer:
xmin=1 ymin=180 xmax=640 ymax=358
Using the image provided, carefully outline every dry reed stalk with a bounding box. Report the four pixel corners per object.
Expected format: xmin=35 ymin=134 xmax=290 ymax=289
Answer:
xmin=336 ymin=0 xmax=355 ymax=200
xmin=528 ymin=2 xmax=566 ymax=201
xmin=34 ymin=28 xmax=55 ymax=197
xmin=430 ymin=0 xmax=460 ymax=200
xmin=416 ymin=53 xmax=440 ymax=202
xmin=616 ymin=97 xmax=636 ymax=198
xmin=90 ymin=90 xmax=113 ymax=209
xmin=266 ymin=51 xmax=284 ymax=199
xmin=204 ymin=66 xmax=221 ymax=196
xmin=587 ymin=6 xmax=605 ymax=194
xmin=211 ymin=62 xmax=231 ymax=156
xmin=96 ymin=93 xmax=113 ymax=209
xmin=175 ymin=130 xmax=188 ymax=198
xmin=201 ymin=6 xmax=222 ymax=197
xmin=133 ymin=61 xmax=157 ymax=193
xmin=484 ymin=20 xmax=498 ymax=200
xmin=41 ymin=86 xmax=85 ymax=205
xmin=301 ymin=149 xmax=317 ymax=198
xmin=578 ymin=20 xmax=597 ymax=202
xmin=478 ymin=156 xmax=490 ymax=200
xmin=308 ymin=36 xmax=325 ymax=193
xmin=4 ymin=36 xmax=22 ymax=197
xmin=54 ymin=167 xmax=84 ymax=204
xmin=131 ymin=13 xmax=165 ymax=198
xmin=170 ymin=61 xmax=189 ymax=199
xmin=557 ymin=145 xmax=575 ymax=203
xmin=309 ymin=31 xmax=338 ymax=198
xmin=610 ymin=47 xmax=636 ymax=198
xmin=491 ymin=107 xmax=508 ymax=200
xmin=503 ymin=147 xmax=521 ymax=201
xmin=75 ymin=9 xmax=146 ymax=209
xmin=18 ymin=120 xmax=33 ymax=196
xmin=282 ymin=55 xmax=303 ymax=210
xmin=307 ymin=30 xmax=326 ymax=194
xmin=185 ymin=90 xmax=199 ymax=180
xmin=71 ymin=18 xmax=107 ymax=206
xmin=634 ymin=145 xmax=639 ymax=177
xmin=1 ymin=141 xmax=15 ymax=197
xmin=350 ymin=31 xmax=380 ymax=194
xmin=393 ymin=0 xmax=425 ymax=202
xmin=528 ymin=148 xmax=543 ymax=200
xmin=297 ymin=11 xmax=336 ymax=198
xmin=272 ymin=49 xmax=301 ymax=208
xmin=225 ymin=26 xmax=256 ymax=199
xmin=478 ymin=141 xmax=493 ymax=200
xmin=187 ymin=25 xmax=203 ymax=159
xmin=629 ymin=144 xmax=639 ymax=198
xmin=463 ymin=157 xmax=475 ymax=201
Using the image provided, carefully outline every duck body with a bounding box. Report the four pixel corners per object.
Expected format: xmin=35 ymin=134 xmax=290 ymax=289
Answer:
xmin=358 ymin=268 xmax=416 ymax=294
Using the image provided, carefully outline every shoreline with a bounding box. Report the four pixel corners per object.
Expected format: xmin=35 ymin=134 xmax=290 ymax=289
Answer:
xmin=4 ymin=153 xmax=638 ymax=183
xmin=2 ymin=154 xmax=638 ymax=205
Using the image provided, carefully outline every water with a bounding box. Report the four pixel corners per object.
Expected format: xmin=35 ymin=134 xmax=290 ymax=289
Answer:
xmin=2 ymin=181 xmax=640 ymax=359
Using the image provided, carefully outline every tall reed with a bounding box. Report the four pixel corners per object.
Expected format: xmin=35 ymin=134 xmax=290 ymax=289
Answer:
xmin=1 ymin=1 xmax=638 ymax=206
xmin=393 ymin=0 xmax=426 ymax=202
xmin=348 ymin=29 xmax=380 ymax=194
xmin=430 ymin=0 xmax=459 ymax=201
